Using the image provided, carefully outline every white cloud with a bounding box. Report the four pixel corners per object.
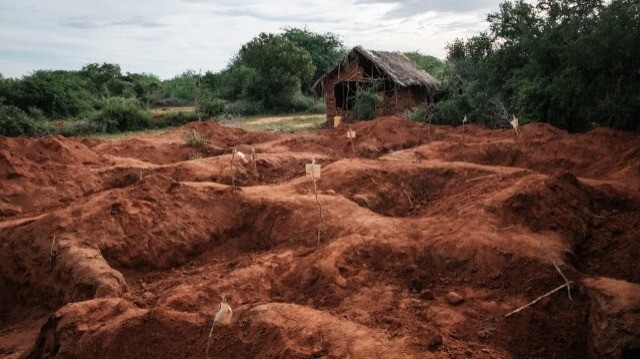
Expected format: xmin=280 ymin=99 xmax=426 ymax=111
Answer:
xmin=0 ymin=0 xmax=498 ymax=79
xmin=355 ymin=0 xmax=501 ymax=16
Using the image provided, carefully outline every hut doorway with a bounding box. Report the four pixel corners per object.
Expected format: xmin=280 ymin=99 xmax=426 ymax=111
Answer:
xmin=334 ymin=81 xmax=358 ymax=110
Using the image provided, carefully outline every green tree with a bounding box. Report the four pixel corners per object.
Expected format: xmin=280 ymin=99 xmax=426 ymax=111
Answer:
xmin=352 ymin=86 xmax=382 ymax=121
xmin=281 ymin=27 xmax=345 ymax=92
xmin=5 ymin=70 xmax=95 ymax=119
xmin=0 ymin=104 xmax=52 ymax=136
xmin=434 ymin=0 xmax=640 ymax=132
xmin=79 ymin=63 xmax=124 ymax=98
xmin=124 ymin=73 xmax=162 ymax=108
xmin=0 ymin=74 xmax=8 ymax=104
xmin=160 ymin=70 xmax=199 ymax=106
xmin=238 ymin=32 xmax=315 ymax=110
xmin=202 ymin=65 xmax=259 ymax=103
xmin=403 ymin=51 xmax=445 ymax=80
xmin=90 ymin=97 xmax=151 ymax=132
xmin=433 ymin=33 xmax=507 ymax=127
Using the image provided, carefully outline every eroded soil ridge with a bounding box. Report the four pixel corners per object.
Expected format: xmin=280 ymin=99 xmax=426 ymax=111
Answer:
xmin=1 ymin=117 xmax=639 ymax=358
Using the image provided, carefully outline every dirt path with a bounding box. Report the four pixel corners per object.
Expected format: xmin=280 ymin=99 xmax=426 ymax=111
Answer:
xmin=242 ymin=114 xmax=323 ymax=125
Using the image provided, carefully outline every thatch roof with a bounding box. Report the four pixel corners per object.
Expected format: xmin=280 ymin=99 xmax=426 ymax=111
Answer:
xmin=312 ymin=46 xmax=440 ymax=96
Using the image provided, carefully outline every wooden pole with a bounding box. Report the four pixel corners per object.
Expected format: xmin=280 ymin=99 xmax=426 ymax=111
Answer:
xmin=401 ymin=182 xmax=413 ymax=208
xmin=505 ymin=282 xmax=572 ymax=318
xmin=310 ymin=158 xmax=322 ymax=247
xmin=230 ymin=149 xmax=236 ymax=190
xmin=251 ymin=148 xmax=258 ymax=178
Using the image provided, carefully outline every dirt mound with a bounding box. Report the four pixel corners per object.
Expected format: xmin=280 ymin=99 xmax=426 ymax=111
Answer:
xmin=1 ymin=135 xmax=104 ymax=165
xmin=182 ymin=121 xmax=279 ymax=147
xmin=27 ymin=298 xmax=202 ymax=359
xmin=27 ymin=299 xmax=421 ymax=359
xmin=342 ymin=116 xmax=430 ymax=157
xmin=0 ymin=136 xmax=108 ymax=218
xmin=493 ymin=172 xmax=640 ymax=283
xmin=2 ymin=118 xmax=640 ymax=358
xmin=276 ymin=116 xmax=430 ymax=159
xmin=91 ymin=121 xmax=280 ymax=165
xmin=584 ymin=278 xmax=640 ymax=358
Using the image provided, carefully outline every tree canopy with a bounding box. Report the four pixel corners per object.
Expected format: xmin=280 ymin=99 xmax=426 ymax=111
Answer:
xmin=403 ymin=51 xmax=445 ymax=80
xmin=281 ymin=27 xmax=346 ymax=93
xmin=434 ymin=0 xmax=640 ymax=132
xmin=238 ymin=32 xmax=316 ymax=110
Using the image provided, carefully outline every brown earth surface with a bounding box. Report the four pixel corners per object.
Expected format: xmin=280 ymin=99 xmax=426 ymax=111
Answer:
xmin=1 ymin=116 xmax=639 ymax=358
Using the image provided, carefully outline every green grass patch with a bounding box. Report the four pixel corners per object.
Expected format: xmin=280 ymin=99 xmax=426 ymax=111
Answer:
xmin=87 ymin=128 xmax=171 ymax=140
xmin=230 ymin=115 xmax=325 ymax=132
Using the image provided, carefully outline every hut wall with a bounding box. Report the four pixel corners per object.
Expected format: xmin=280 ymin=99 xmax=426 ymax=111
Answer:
xmin=322 ymin=60 xmax=429 ymax=125
xmin=323 ymin=58 xmax=366 ymax=124
xmin=378 ymin=87 xmax=429 ymax=116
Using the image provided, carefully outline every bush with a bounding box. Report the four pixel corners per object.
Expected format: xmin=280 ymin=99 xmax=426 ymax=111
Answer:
xmin=90 ymin=97 xmax=151 ymax=132
xmin=27 ymin=107 xmax=46 ymax=121
xmin=59 ymin=119 xmax=103 ymax=136
xmin=352 ymin=87 xmax=381 ymax=121
xmin=159 ymin=71 xmax=198 ymax=105
xmin=226 ymin=99 xmax=265 ymax=116
xmin=238 ymin=32 xmax=315 ymax=111
xmin=404 ymin=103 xmax=432 ymax=122
xmin=285 ymin=94 xmax=326 ymax=113
xmin=151 ymin=96 xmax=192 ymax=108
xmin=157 ymin=111 xmax=200 ymax=127
xmin=183 ymin=129 xmax=207 ymax=148
xmin=5 ymin=70 xmax=95 ymax=119
xmin=204 ymin=65 xmax=259 ymax=102
xmin=210 ymin=113 xmax=241 ymax=124
xmin=0 ymin=104 xmax=52 ymax=137
xmin=197 ymin=97 xmax=227 ymax=118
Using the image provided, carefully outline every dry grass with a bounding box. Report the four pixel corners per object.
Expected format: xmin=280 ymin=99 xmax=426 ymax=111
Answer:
xmin=184 ymin=129 xmax=207 ymax=149
xmin=229 ymin=115 xmax=325 ymax=132
xmin=150 ymin=106 xmax=195 ymax=116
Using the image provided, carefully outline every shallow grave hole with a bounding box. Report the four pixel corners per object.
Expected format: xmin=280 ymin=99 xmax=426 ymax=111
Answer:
xmin=327 ymin=167 xmax=489 ymax=217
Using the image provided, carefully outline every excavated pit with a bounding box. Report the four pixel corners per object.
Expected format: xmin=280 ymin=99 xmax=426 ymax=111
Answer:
xmin=1 ymin=117 xmax=639 ymax=358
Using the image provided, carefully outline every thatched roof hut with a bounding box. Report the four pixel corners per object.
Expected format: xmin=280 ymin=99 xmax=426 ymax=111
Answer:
xmin=312 ymin=46 xmax=439 ymax=125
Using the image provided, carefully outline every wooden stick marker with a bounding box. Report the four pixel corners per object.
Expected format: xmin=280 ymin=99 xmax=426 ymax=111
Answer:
xmin=510 ymin=116 xmax=520 ymax=135
xmin=306 ymin=161 xmax=322 ymax=180
xmin=346 ymin=129 xmax=356 ymax=139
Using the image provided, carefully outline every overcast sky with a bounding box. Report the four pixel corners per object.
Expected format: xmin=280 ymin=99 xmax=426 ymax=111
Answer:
xmin=0 ymin=0 xmax=505 ymax=79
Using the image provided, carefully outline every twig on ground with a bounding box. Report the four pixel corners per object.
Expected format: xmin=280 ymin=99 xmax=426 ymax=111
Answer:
xmin=50 ymin=236 xmax=58 ymax=265
xmin=493 ymin=226 xmax=514 ymax=232
xmin=466 ymin=174 xmax=496 ymax=183
xmin=540 ymin=242 xmax=573 ymax=301
xmin=504 ymin=282 xmax=572 ymax=318
xmin=457 ymin=203 xmax=476 ymax=213
xmin=206 ymin=296 xmax=233 ymax=359
xmin=206 ymin=320 xmax=215 ymax=359
xmin=401 ymin=182 xmax=414 ymax=208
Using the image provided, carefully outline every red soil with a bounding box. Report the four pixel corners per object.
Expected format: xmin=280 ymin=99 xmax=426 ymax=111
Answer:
xmin=1 ymin=117 xmax=639 ymax=358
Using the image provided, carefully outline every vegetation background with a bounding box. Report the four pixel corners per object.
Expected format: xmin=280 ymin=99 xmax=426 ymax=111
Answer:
xmin=0 ymin=0 xmax=638 ymax=136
